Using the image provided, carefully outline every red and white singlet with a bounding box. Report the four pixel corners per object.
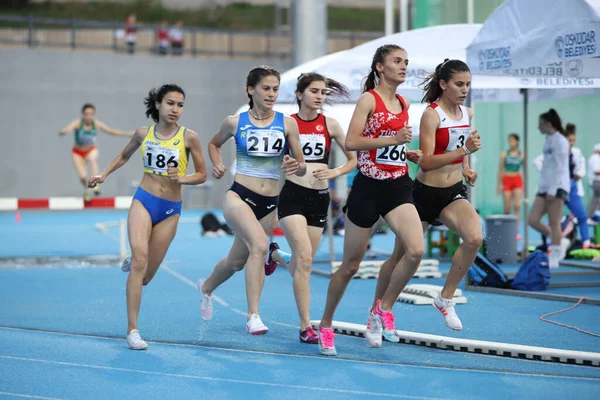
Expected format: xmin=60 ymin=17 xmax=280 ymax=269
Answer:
xmin=430 ymin=103 xmax=471 ymax=165
xmin=357 ymin=90 xmax=409 ymax=180
xmin=291 ymin=113 xmax=331 ymax=164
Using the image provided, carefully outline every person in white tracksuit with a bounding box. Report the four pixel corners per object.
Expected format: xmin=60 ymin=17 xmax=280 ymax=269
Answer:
xmin=528 ymin=109 xmax=570 ymax=268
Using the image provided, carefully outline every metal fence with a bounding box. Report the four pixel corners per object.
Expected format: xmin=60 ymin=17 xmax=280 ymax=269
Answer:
xmin=0 ymin=15 xmax=381 ymax=58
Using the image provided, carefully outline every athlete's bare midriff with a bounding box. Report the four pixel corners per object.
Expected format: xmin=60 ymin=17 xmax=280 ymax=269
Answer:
xmin=285 ymin=162 xmax=329 ymax=190
xmin=416 ymin=163 xmax=463 ymax=188
xmin=234 ymin=173 xmax=280 ymax=197
xmin=139 ymin=173 xmax=182 ymax=201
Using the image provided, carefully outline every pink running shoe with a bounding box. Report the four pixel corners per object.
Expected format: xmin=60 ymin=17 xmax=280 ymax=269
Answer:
xmin=372 ymin=299 xmax=400 ymax=343
xmin=318 ymin=325 xmax=337 ymax=356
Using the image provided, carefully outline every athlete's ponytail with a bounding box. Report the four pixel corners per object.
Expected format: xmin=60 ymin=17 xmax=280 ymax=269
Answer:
xmin=421 ymin=58 xmax=470 ymax=104
xmin=144 ymin=84 xmax=185 ymax=123
xmin=362 ymin=44 xmax=403 ymax=93
xmin=295 ymin=72 xmax=350 ymax=110
xmin=246 ymin=65 xmax=280 ymax=109
xmin=540 ymin=108 xmax=565 ymax=135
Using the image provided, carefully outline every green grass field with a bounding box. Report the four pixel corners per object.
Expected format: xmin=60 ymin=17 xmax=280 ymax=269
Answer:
xmin=0 ymin=1 xmax=385 ymax=31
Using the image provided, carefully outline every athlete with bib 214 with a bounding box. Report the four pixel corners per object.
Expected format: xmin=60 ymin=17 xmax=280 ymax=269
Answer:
xmin=88 ymin=84 xmax=208 ymax=350
xmin=196 ymin=66 xmax=306 ymax=336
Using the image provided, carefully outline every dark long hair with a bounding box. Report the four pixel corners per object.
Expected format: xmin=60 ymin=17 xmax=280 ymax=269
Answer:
xmin=565 ymin=123 xmax=576 ymax=135
xmin=295 ymin=72 xmax=350 ymax=109
xmin=362 ymin=44 xmax=404 ymax=93
xmin=246 ymin=65 xmax=280 ymax=109
xmin=421 ymin=58 xmax=470 ymax=104
xmin=144 ymin=84 xmax=185 ymax=123
xmin=540 ymin=108 xmax=565 ymax=135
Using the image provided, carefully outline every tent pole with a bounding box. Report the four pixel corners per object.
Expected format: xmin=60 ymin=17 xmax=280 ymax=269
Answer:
xmin=521 ymin=88 xmax=529 ymax=261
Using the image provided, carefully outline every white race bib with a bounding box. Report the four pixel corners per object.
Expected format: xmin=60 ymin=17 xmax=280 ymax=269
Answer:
xmin=446 ymin=127 xmax=471 ymax=152
xmin=246 ymin=129 xmax=285 ymax=157
xmin=300 ymin=135 xmax=326 ymax=161
xmin=375 ymin=144 xmax=407 ymax=166
xmin=144 ymin=145 xmax=180 ymax=174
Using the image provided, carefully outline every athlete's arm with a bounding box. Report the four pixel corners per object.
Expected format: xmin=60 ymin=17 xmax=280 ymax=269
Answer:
xmin=345 ymin=93 xmax=409 ymax=151
xmin=95 ymin=120 xmax=134 ymax=137
xmin=284 ymin=115 xmax=306 ymax=177
xmin=88 ymin=126 xmax=145 ymax=187
xmin=176 ymin=129 xmax=207 ymax=185
xmin=58 ymin=120 xmax=78 ymax=136
xmin=208 ymin=115 xmax=237 ymax=179
xmin=315 ymin=116 xmax=356 ymax=179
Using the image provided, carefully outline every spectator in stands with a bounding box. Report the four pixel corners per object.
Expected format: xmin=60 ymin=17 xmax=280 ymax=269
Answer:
xmin=169 ymin=20 xmax=184 ymax=56
xmin=157 ymin=20 xmax=169 ymax=55
xmin=125 ymin=13 xmax=139 ymax=54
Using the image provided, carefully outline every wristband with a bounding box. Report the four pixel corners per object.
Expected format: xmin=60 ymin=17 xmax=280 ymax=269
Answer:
xmin=461 ymin=145 xmax=471 ymax=155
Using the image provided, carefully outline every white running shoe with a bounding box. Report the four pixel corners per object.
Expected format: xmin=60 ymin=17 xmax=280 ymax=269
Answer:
xmin=559 ymin=238 xmax=571 ymax=260
xmin=365 ymin=309 xmax=383 ymax=348
xmin=196 ymin=278 xmax=213 ymax=321
xmin=127 ymin=329 xmax=148 ymax=350
xmin=433 ymin=294 xmax=462 ymax=331
xmin=246 ymin=313 xmax=268 ymax=335
xmin=121 ymin=255 xmax=132 ymax=272
xmin=548 ymin=246 xmax=560 ymax=269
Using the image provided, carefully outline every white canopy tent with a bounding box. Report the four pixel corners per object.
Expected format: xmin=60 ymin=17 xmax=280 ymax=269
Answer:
xmin=466 ymin=0 xmax=600 ymax=77
xmin=274 ymin=23 xmax=600 ymax=257
xmin=278 ymin=24 xmax=600 ymax=105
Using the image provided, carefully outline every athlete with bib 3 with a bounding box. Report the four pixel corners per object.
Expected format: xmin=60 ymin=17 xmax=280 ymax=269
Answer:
xmin=415 ymin=59 xmax=482 ymax=330
xmin=317 ymin=45 xmax=425 ymax=356
xmin=59 ymin=103 xmax=131 ymax=201
xmin=197 ymin=66 xmax=306 ymax=335
xmin=264 ymin=72 xmax=356 ymax=344
xmin=88 ymin=84 xmax=207 ymax=350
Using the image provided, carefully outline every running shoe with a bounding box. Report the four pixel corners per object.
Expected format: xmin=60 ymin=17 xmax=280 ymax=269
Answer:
xmin=433 ymin=294 xmax=462 ymax=331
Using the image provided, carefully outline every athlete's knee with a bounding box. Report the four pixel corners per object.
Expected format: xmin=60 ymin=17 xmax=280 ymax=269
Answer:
xmin=339 ymin=260 xmax=361 ymax=278
xmin=527 ymin=214 xmax=539 ymax=226
xmin=130 ymin=252 xmax=148 ymax=273
xmin=227 ymin=257 xmax=246 ymax=272
xmin=404 ymin=243 xmax=425 ymax=264
xmin=294 ymin=251 xmax=313 ymax=272
xmin=463 ymin=232 xmax=483 ymax=251
xmin=248 ymin=240 xmax=269 ymax=260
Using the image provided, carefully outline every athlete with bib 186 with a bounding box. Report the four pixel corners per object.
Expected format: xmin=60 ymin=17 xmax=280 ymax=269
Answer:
xmin=88 ymin=84 xmax=208 ymax=350
xmin=197 ymin=66 xmax=306 ymax=336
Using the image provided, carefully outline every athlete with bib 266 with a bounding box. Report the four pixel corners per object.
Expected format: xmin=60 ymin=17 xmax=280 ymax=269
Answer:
xmin=88 ymin=84 xmax=208 ymax=350
xmin=264 ymin=72 xmax=356 ymax=344
xmin=59 ymin=104 xmax=132 ymax=201
xmin=317 ymin=45 xmax=425 ymax=356
xmin=196 ymin=66 xmax=306 ymax=336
